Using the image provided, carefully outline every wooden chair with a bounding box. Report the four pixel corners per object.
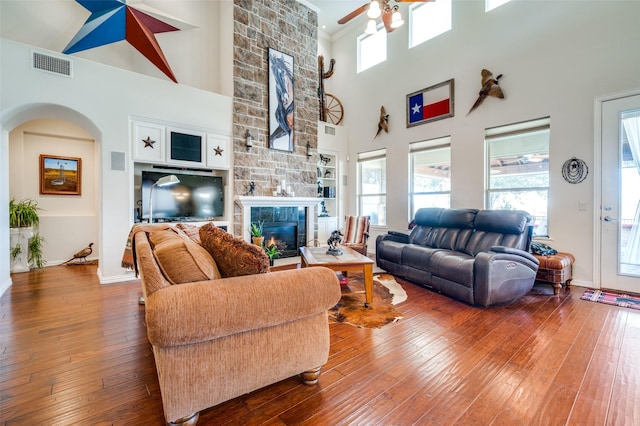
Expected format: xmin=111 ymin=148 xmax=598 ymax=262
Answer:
xmin=342 ymin=215 xmax=370 ymax=256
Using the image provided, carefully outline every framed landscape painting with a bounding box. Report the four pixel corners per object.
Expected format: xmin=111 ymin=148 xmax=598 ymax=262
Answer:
xmin=268 ymin=48 xmax=295 ymax=152
xmin=40 ymin=154 xmax=82 ymax=195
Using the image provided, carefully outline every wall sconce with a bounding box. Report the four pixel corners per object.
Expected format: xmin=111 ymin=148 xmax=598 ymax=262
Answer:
xmin=245 ymin=129 xmax=254 ymax=151
xmin=306 ymin=141 xmax=312 ymax=157
xmin=149 ymin=174 xmax=179 ymax=223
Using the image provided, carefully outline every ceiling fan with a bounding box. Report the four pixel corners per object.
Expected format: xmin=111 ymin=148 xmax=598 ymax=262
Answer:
xmin=338 ymin=0 xmax=431 ymax=34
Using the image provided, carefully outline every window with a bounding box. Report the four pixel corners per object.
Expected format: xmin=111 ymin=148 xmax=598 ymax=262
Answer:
xmin=486 ymin=0 xmax=512 ymax=12
xmin=357 ymin=25 xmax=387 ymax=73
xmin=486 ymin=117 xmax=550 ymax=237
xmin=409 ymin=0 xmax=452 ymax=48
xmin=410 ymin=137 xmax=451 ymax=216
xmin=358 ymin=149 xmax=386 ymax=226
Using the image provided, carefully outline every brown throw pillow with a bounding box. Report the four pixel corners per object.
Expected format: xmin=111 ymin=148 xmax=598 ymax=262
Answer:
xmin=149 ymin=229 xmax=220 ymax=284
xmin=199 ymin=222 xmax=269 ymax=278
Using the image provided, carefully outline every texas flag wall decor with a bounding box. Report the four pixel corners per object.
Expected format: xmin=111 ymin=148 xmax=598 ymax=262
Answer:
xmin=63 ymin=0 xmax=196 ymax=83
xmin=406 ymin=79 xmax=455 ymax=127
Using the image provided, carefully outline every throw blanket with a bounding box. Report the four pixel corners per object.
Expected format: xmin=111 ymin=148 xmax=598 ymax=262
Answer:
xmin=530 ymin=241 xmax=558 ymax=256
xmin=122 ymin=223 xmax=174 ymax=274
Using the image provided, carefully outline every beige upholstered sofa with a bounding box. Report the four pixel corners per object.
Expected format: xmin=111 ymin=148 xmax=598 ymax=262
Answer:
xmin=133 ymin=223 xmax=341 ymax=425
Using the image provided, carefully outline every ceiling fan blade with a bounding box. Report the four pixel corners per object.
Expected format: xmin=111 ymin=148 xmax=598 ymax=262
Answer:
xmin=396 ymin=0 xmax=432 ymax=3
xmin=338 ymin=4 xmax=368 ymax=25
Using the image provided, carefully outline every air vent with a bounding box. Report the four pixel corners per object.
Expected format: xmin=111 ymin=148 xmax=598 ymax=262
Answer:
xmin=324 ymin=125 xmax=336 ymax=136
xmin=32 ymin=51 xmax=73 ymax=78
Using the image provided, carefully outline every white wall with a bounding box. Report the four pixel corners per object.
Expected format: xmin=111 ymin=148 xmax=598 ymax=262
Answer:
xmin=0 ymin=38 xmax=232 ymax=290
xmin=328 ymin=0 xmax=640 ymax=287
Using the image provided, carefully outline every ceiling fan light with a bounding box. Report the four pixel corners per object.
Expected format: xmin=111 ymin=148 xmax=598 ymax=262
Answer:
xmin=365 ymin=19 xmax=378 ymax=34
xmin=367 ymin=1 xmax=381 ymax=19
xmin=390 ymin=10 xmax=404 ymax=28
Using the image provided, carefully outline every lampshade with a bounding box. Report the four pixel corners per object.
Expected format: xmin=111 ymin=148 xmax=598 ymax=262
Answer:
xmin=365 ymin=19 xmax=378 ymax=35
xmin=390 ymin=10 xmax=404 ymax=29
xmin=367 ymin=1 xmax=381 ymax=19
xmin=156 ymin=174 xmax=180 ymax=187
xmin=149 ymin=174 xmax=180 ymax=223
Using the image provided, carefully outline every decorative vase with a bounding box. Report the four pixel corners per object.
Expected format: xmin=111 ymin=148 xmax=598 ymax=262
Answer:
xmin=10 ymin=227 xmax=34 ymax=273
xmin=252 ymin=236 xmax=264 ymax=247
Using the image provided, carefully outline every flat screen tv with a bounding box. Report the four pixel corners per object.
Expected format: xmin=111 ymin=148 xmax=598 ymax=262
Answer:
xmin=141 ymin=171 xmax=223 ymax=222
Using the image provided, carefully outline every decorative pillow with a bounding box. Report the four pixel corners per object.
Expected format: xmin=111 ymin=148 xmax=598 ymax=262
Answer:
xmin=176 ymin=222 xmax=201 ymax=242
xmin=199 ymin=222 xmax=269 ymax=278
xmin=149 ymin=229 xmax=220 ymax=284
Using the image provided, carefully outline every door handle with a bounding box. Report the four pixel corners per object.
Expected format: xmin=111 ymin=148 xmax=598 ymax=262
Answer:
xmin=603 ymin=215 xmax=618 ymax=222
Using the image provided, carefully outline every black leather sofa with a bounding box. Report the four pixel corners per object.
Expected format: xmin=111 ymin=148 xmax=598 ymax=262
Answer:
xmin=376 ymin=208 xmax=539 ymax=307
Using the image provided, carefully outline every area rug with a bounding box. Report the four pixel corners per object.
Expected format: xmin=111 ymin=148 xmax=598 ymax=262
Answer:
xmin=329 ymin=273 xmax=405 ymax=328
xmin=581 ymin=289 xmax=640 ymax=311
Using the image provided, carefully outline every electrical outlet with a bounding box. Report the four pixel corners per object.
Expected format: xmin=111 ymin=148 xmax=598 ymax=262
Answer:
xmin=579 ymin=201 xmax=587 ymax=211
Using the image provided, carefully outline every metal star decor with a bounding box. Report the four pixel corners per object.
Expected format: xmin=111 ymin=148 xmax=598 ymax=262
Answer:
xmin=213 ymin=146 xmax=224 ymax=156
xmin=63 ymin=0 xmax=196 ymax=83
xmin=142 ymin=136 xmax=155 ymax=148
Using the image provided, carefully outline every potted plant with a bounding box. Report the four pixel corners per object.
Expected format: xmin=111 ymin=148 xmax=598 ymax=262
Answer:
xmin=250 ymin=221 xmax=264 ymax=246
xmin=28 ymin=233 xmax=46 ymax=269
xmin=9 ymin=198 xmax=45 ymax=272
xmin=9 ymin=197 xmax=40 ymax=228
xmin=264 ymin=243 xmax=281 ymax=267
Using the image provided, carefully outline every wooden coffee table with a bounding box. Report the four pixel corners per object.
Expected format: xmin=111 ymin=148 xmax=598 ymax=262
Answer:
xmin=299 ymin=246 xmax=375 ymax=307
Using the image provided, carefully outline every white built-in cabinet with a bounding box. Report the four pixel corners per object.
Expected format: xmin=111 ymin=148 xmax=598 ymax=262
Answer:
xmin=132 ymin=121 xmax=165 ymax=164
xmin=317 ymin=121 xmax=349 ymax=244
xmin=131 ymin=118 xmax=230 ymax=170
xmin=206 ymin=134 xmax=230 ymax=170
xmin=131 ymin=117 xmax=232 ymax=228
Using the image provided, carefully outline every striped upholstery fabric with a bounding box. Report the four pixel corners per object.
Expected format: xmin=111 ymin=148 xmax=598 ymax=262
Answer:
xmin=343 ymin=215 xmax=370 ymax=244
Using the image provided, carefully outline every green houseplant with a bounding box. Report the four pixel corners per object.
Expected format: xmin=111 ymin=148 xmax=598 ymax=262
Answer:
xmin=264 ymin=244 xmax=281 ymax=267
xmin=28 ymin=233 xmax=46 ymax=269
xmin=9 ymin=198 xmax=40 ymax=228
xmin=250 ymin=221 xmax=264 ymax=246
xmin=9 ymin=198 xmax=45 ymax=272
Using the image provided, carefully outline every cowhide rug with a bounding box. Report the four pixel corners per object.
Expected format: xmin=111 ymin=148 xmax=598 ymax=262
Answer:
xmin=329 ymin=273 xmax=406 ymax=329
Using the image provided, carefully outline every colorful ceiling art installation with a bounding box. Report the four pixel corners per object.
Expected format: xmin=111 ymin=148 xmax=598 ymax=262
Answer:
xmin=63 ymin=0 xmax=196 ymax=83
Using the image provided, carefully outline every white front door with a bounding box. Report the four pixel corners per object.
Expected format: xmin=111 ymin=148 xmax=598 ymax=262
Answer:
xmin=600 ymin=93 xmax=640 ymax=293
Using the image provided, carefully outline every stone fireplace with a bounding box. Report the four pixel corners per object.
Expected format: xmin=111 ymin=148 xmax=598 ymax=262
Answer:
xmin=236 ymin=196 xmax=320 ymax=258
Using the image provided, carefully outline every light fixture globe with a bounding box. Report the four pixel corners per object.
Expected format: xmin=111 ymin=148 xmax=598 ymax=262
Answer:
xmin=367 ymin=0 xmax=381 ymax=19
xmin=365 ymin=19 xmax=378 ymax=35
xmin=390 ymin=10 xmax=404 ymax=28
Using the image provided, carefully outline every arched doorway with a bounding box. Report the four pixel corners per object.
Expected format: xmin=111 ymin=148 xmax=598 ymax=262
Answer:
xmin=1 ymin=104 xmax=101 ymax=293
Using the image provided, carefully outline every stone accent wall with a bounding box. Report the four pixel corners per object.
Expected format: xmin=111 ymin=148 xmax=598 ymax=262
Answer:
xmin=232 ymin=0 xmax=318 ymax=235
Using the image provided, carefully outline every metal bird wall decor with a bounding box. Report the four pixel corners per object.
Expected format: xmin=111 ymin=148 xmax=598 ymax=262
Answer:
xmin=467 ymin=69 xmax=504 ymax=115
xmin=374 ymin=106 xmax=389 ymax=140
xmin=62 ymin=242 xmax=93 ymax=265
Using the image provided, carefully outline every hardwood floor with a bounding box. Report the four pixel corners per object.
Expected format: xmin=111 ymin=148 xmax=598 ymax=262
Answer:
xmin=1 ymin=264 xmax=639 ymax=425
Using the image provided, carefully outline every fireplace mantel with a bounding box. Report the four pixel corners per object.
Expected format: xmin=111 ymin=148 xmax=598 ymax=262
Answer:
xmin=235 ymin=196 xmax=320 ymax=244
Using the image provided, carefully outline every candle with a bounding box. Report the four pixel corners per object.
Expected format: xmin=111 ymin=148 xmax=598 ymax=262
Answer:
xmin=281 ymin=180 xmax=286 ymax=188
xmin=276 ymin=185 xmax=281 ymax=194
